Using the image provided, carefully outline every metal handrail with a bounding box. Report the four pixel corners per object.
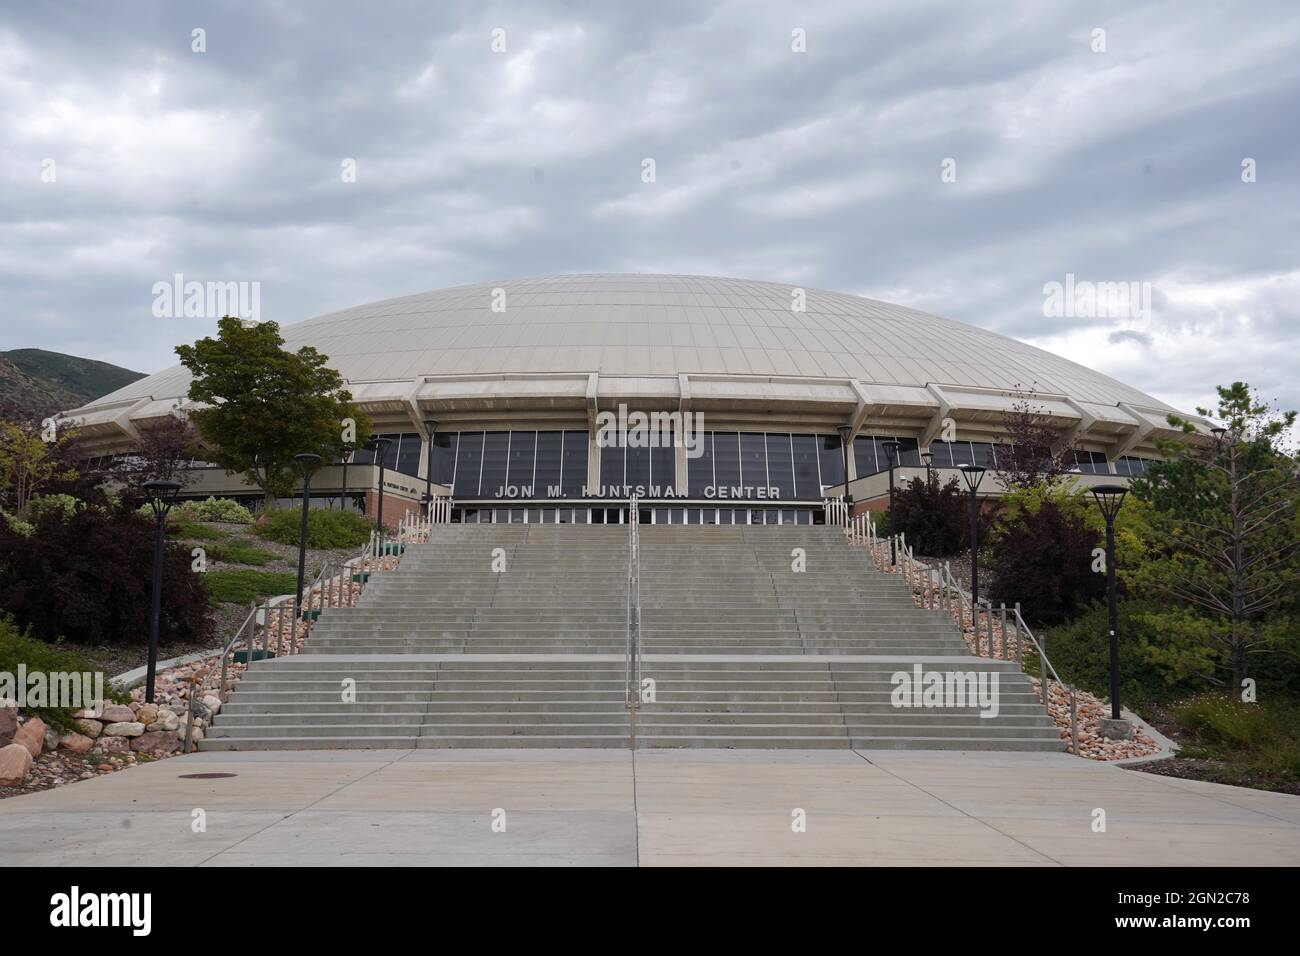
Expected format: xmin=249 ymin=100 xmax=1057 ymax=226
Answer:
xmin=844 ymin=507 xmax=1081 ymax=755
xmin=625 ymin=495 xmax=641 ymax=749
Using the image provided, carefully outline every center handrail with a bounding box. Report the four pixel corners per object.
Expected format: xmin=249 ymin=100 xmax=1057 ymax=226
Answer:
xmin=625 ymin=495 xmax=641 ymax=749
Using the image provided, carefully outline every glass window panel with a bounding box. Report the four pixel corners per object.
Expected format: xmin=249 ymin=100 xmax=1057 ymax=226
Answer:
xmin=739 ymin=433 xmax=767 ymax=490
xmin=432 ymin=432 xmax=457 ymax=486
xmin=895 ymin=437 xmax=921 ymax=467
xmin=818 ymin=434 xmax=845 ymax=489
xmin=766 ymin=433 xmax=795 ymax=500
xmin=970 ymin=442 xmax=996 ymax=469
xmin=929 ymin=441 xmax=954 ymax=468
xmin=688 ymin=431 xmax=715 ymax=497
xmin=480 ymin=432 xmax=510 ymax=498
xmin=626 ymin=442 xmax=650 ymax=490
xmin=600 ymin=441 xmax=624 ymax=490
xmin=454 ymin=431 xmax=484 ymax=496
xmin=507 ymin=431 xmax=537 ymax=492
xmin=853 ymin=436 xmax=879 ymax=477
xmin=792 ymin=434 xmax=821 ymax=499
xmin=714 ymin=432 xmax=741 ymax=491
xmin=395 ymin=433 xmax=421 ymax=477
xmin=650 ymin=432 xmax=675 ymax=494
xmin=561 ymin=431 xmax=588 ymax=497
xmin=535 ymin=431 xmax=562 ymax=497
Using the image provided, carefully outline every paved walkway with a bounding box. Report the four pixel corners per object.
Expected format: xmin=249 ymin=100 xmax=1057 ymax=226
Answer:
xmin=2 ymin=749 xmax=1298 ymax=866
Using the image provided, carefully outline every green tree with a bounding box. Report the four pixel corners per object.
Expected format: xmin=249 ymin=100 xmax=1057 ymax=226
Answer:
xmin=175 ymin=317 xmax=371 ymax=510
xmin=0 ymin=418 xmax=76 ymax=520
xmin=1129 ymin=383 xmax=1300 ymax=690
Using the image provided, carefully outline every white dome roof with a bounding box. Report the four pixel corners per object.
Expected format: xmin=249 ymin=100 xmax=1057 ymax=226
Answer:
xmin=92 ymin=273 xmax=1172 ymax=411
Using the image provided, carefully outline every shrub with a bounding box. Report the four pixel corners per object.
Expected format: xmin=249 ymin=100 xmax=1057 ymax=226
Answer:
xmin=988 ymin=483 xmax=1105 ymax=625
xmin=0 ymin=502 xmax=213 ymax=647
xmin=168 ymin=518 xmax=229 ymax=541
xmin=1042 ymin=601 xmax=1213 ymax=708
xmin=1172 ymin=696 xmax=1300 ymax=782
xmin=27 ymin=493 xmax=80 ymax=522
xmin=205 ymin=540 xmax=277 ymax=566
xmin=0 ymin=509 xmax=33 ymax=537
xmin=255 ymin=508 xmax=372 ymax=549
xmin=888 ymin=475 xmax=982 ymax=556
xmin=0 ymin=617 xmax=131 ymax=731
xmin=178 ymin=496 xmax=254 ymax=524
xmin=203 ymin=569 xmax=300 ymax=606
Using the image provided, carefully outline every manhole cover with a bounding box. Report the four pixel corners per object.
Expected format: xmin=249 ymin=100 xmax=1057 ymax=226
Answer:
xmin=178 ymin=772 xmax=238 ymax=779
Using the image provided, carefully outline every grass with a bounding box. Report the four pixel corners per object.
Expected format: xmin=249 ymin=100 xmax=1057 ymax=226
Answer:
xmin=1163 ymin=695 xmax=1300 ymax=789
xmin=205 ymin=540 xmax=277 ymax=566
xmin=203 ymin=569 xmax=300 ymax=607
xmin=168 ymin=518 xmax=229 ymax=541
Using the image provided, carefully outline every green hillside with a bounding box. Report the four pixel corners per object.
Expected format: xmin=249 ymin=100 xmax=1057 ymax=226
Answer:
xmin=0 ymin=348 xmax=145 ymax=421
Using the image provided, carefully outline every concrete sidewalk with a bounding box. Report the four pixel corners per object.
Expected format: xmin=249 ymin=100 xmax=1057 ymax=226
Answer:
xmin=1 ymin=749 xmax=1297 ymax=866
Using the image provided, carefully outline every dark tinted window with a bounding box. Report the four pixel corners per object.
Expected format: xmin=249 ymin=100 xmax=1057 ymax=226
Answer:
xmin=714 ymin=432 xmax=741 ymax=490
xmin=739 ymin=433 xmax=767 ymax=489
xmin=688 ymin=431 xmax=714 ymax=496
xmin=561 ymin=431 xmax=588 ymax=496
xmin=481 ymin=432 xmax=510 ymax=497
xmin=431 ymin=432 xmax=456 ymax=486
xmin=507 ymin=431 xmax=536 ymax=491
xmin=819 ymin=434 xmax=845 ymax=488
xmin=535 ymin=431 xmax=562 ymax=496
xmin=454 ymin=432 xmax=484 ymax=496
xmin=766 ymin=433 xmax=795 ymax=499
xmin=792 ymin=435 xmax=821 ymax=498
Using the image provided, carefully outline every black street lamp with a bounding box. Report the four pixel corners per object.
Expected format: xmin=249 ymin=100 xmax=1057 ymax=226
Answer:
xmin=1091 ymin=484 xmax=1128 ymax=721
xmin=921 ymin=450 xmax=934 ymax=485
xmin=293 ymin=454 xmax=322 ymax=619
xmin=142 ymin=479 xmax=182 ymax=704
xmin=835 ymin=425 xmax=853 ymax=510
xmin=423 ymin=419 xmax=439 ymax=509
xmin=958 ymin=464 xmax=986 ymax=609
xmin=365 ymin=437 xmax=393 ymax=534
xmin=882 ymin=440 xmax=902 ymax=566
xmin=339 ymin=450 xmax=350 ymax=512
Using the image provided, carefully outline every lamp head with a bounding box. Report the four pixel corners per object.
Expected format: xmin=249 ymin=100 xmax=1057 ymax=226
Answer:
xmin=1091 ymin=484 xmax=1128 ymax=522
xmin=142 ymin=479 xmax=183 ymax=516
xmin=882 ymin=439 xmax=902 ymax=466
xmin=957 ymin=463 xmax=985 ymax=492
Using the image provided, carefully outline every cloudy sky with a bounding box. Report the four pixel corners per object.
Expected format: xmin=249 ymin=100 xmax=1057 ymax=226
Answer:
xmin=2 ymin=0 xmax=1297 ymax=426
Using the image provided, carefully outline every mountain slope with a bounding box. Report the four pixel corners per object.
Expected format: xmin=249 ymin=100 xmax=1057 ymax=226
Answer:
xmin=0 ymin=349 xmax=146 ymax=422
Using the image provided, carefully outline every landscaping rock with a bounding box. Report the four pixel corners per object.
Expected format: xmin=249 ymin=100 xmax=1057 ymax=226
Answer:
xmin=44 ymin=726 xmax=62 ymax=752
xmin=59 ymin=733 xmax=94 ymax=754
xmin=13 ymin=718 xmax=47 ymax=759
xmin=0 ymin=705 xmax=17 ymax=746
xmin=136 ymin=704 xmax=160 ymax=725
xmin=202 ymin=695 xmax=222 ymax=716
xmin=99 ymin=703 xmax=135 ymax=723
xmin=93 ymin=737 xmax=129 ymax=754
xmin=130 ymin=731 xmax=180 ymax=755
xmin=146 ymin=710 xmax=179 ymax=732
xmin=75 ymin=718 xmax=103 ymax=738
xmin=102 ymin=721 xmax=145 ymax=738
xmin=0 ymin=743 xmax=33 ymax=786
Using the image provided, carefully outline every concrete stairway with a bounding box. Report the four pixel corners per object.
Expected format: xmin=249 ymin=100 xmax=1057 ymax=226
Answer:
xmin=202 ymin=523 xmax=1063 ymax=752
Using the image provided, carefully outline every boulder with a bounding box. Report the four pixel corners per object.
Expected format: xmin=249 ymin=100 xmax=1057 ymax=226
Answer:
xmin=93 ymin=736 xmax=129 ymax=754
xmin=102 ymin=721 xmax=145 ymax=738
xmin=202 ymin=695 xmax=222 ymax=716
xmin=130 ymin=730 xmax=180 ymax=755
xmin=0 ymin=704 xmax=17 ymax=746
xmin=13 ymin=718 xmax=47 ymax=759
xmin=0 ymin=743 xmax=33 ymax=786
xmin=75 ymin=718 xmax=103 ymax=738
xmin=44 ymin=726 xmax=62 ymax=752
xmin=99 ymin=703 xmax=135 ymax=723
xmin=146 ymin=710 xmax=180 ymax=732
xmin=59 ymin=733 xmax=94 ymax=754
xmin=136 ymin=703 xmax=160 ymax=725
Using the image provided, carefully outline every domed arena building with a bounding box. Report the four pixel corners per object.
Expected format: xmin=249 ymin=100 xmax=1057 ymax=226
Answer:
xmin=63 ymin=273 xmax=1209 ymax=525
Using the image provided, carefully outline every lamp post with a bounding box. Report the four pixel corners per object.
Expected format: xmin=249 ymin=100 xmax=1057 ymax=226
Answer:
xmin=423 ymin=419 xmax=439 ymax=512
xmin=142 ymin=479 xmax=182 ymax=704
xmin=921 ymin=450 xmax=934 ymax=485
xmin=340 ymin=450 xmax=350 ymax=512
xmin=835 ymin=425 xmax=853 ymax=512
xmin=958 ymin=465 xmax=985 ymax=610
xmin=1091 ymin=484 xmax=1128 ymax=731
xmin=365 ymin=437 xmax=393 ymax=534
xmin=293 ymin=454 xmax=322 ymax=619
xmin=882 ymin=440 xmax=902 ymax=566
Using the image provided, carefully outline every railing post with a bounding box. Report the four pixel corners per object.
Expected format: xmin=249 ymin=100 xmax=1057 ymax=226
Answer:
xmin=1038 ymin=632 xmax=1049 ymax=708
xmin=1069 ymin=687 xmax=1080 ymax=754
xmin=1012 ymin=603 xmax=1022 ymax=664
xmin=998 ymin=602 xmax=1007 ymax=659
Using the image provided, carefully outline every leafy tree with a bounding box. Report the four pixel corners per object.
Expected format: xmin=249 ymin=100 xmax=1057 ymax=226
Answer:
xmin=987 ymin=482 xmax=1107 ymax=625
xmin=175 ymin=317 xmax=370 ymax=510
xmin=114 ymin=412 xmax=201 ymax=486
xmin=0 ymin=502 xmax=212 ymax=647
xmin=890 ymin=472 xmax=977 ymax=556
xmin=1128 ymin=382 xmax=1299 ymax=690
xmin=997 ymin=381 xmax=1077 ymax=490
xmin=0 ymin=418 xmax=77 ymax=520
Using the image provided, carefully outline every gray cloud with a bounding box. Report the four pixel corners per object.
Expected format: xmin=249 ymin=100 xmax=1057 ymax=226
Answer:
xmin=1 ymin=0 xmax=1297 ymax=428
